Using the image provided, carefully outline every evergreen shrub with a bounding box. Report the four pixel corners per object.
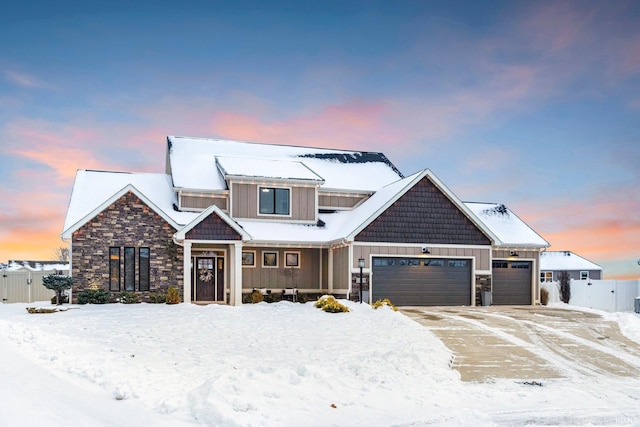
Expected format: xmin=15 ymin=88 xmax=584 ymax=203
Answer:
xmin=148 ymin=292 xmax=167 ymax=303
xmin=166 ymin=286 xmax=180 ymax=304
xmin=249 ymin=290 xmax=264 ymax=304
xmin=118 ymin=291 xmax=140 ymax=304
xmin=77 ymin=289 xmax=111 ymax=304
xmin=314 ymin=295 xmax=350 ymax=313
xmin=372 ymin=298 xmax=398 ymax=311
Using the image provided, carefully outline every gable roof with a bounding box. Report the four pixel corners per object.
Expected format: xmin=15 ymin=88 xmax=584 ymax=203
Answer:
xmin=345 ymin=169 xmax=498 ymax=244
xmin=464 ymin=202 xmax=549 ymax=248
xmin=62 ymin=170 xmax=198 ymax=238
xmin=167 ymin=136 xmax=403 ymax=193
xmin=174 ymin=205 xmax=251 ymax=241
xmin=540 ymin=251 xmax=603 ymax=271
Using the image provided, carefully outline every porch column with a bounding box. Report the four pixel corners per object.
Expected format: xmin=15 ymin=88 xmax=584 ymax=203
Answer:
xmin=229 ymin=242 xmax=243 ymax=306
xmin=328 ymin=247 xmax=334 ymax=293
xmin=183 ymin=241 xmax=192 ymax=303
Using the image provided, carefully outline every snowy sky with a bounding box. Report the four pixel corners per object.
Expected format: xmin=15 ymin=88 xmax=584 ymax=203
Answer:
xmin=1 ymin=0 xmax=639 ymax=279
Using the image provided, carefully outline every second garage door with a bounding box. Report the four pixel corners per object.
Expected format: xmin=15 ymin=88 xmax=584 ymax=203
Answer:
xmin=492 ymin=261 xmax=532 ymax=305
xmin=371 ymin=257 xmax=472 ymax=306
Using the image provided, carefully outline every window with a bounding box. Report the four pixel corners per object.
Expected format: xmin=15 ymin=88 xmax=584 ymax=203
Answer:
xmin=540 ymin=271 xmax=553 ymax=283
xmin=124 ymin=247 xmax=135 ymax=291
xmin=242 ymin=251 xmax=256 ymax=267
xmin=448 ymin=260 xmax=468 ymax=268
xmin=109 ymin=247 xmax=120 ymax=291
xmin=259 ymin=187 xmax=290 ymax=215
xmin=424 ymin=259 xmax=444 ymax=267
xmin=285 ymin=251 xmax=300 ymax=268
xmin=580 ymin=271 xmax=589 ymax=280
xmin=511 ymin=262 xmax=530 ymax=269
xmin=262 ymin=251 xmax=278 ymax=268
xmin=139 ymin=248 xmax=150 ymax=291
xmin=492 ymin=261 xmax=508 ymax=269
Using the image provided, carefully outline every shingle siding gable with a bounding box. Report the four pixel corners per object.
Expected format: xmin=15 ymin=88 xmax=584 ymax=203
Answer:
xmin=355 ymin=177 xmax=491 ymax=245
xmin=185 ymin=212 xmax=242 ymax=240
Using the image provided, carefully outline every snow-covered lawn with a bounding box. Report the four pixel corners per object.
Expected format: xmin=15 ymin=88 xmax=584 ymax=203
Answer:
xmin=1 ymin=300 xmax=639 ymax=426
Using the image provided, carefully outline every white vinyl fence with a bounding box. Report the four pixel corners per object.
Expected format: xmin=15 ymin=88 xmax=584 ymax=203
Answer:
xmin=1 ymin=271 xmax=62 ymax=304
xmin=543 ymin=279 xmax=640 ymax=312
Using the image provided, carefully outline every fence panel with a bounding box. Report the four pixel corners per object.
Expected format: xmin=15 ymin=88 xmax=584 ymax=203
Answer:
xmin=569 ymin=279 xmax=640 ymax=312
xmin=1 ymin=271 xmax=60 ymax=303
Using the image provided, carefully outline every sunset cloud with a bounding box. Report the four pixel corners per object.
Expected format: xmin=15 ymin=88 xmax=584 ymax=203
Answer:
xmin=2 ymin=69 xmax=54 ymax=89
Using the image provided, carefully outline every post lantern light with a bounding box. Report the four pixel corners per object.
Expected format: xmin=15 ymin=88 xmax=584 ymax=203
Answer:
xmin=358 ymin=258 xmax=365 ymax=304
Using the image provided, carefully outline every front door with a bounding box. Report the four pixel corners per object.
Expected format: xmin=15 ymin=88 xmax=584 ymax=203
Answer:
xmin=195 ymin=256 xmax=225 ymax=302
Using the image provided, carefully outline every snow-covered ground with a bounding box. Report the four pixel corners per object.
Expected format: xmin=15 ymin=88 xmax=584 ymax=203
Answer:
xmin=1 ymin=301 xmax=639 ymax=426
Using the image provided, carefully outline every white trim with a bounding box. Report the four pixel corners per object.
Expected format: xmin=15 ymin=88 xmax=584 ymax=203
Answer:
xmin=328 ymin=247 xmax=334 ymax=293
xmin=241 ymin=250 xmax=257 ymax=268
xmin=257 ymin=185 xmax=292 ymax=218
xmin=183 ymin=241 xmax=192 ymax=303
xmin=231 ymin=243 xmax=243 ymax=306
xmin=351 ymin=241 xmax=492 ymax=250
xmin=61 ymin=184 xmax=180 ymax=239
xmin=192 ymin=248 xmax=227 ymax=304
xmin=284 ymin=251 xmax=301 ymax=269
xmin=262 ymin=251 xmax=279 ymax=268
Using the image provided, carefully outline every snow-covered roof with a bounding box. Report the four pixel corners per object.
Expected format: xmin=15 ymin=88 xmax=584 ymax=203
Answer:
xmin=4 ymin=261 xmax=69 ymax=272
xmin=62 ymin=170 xmax=198 ymax=237
xmin=540 ymin=251 xmax=603 ymax=271
xmin=167 ymin=136 xmax=403 ymax=192
xmin=464 ymin=202 xmax=549 ymax=248
xmin=215 ymin=156 xmax=324 ymax=183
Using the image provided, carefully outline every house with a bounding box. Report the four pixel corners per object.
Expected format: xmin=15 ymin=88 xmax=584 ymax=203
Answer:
xmin=539 ymin=251 xmax=603 ymax=282
xmin=4 ymin=260 xmax=69 ymax=273
xmin=61 ymin=136 xmax=549 ymax=306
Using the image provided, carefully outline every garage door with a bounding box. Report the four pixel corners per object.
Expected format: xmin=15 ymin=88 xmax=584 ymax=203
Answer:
xmin=372 ymin=257 xmax=471 ymax=306
xmin=492 ymin=261 xmax=532 ymax=305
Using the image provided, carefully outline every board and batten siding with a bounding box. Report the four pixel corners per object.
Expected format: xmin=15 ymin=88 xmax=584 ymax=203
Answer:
xmin=231 ymin=183 xmax=316 ymax=221
xmin=331 ymin=246 xmax=350 ymax=291
xmin=180 ymin=194 xmax=228 ymax=211
xmin=242 ymin=248 xmax=322 ymax=290
xmin=353 ymin=245 xmax=491 ymax=272
xmin=318 ymin=194 xmax=367 ymax=209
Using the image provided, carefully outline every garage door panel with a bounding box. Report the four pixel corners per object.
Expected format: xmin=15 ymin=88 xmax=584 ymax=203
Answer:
xmin=492 ymin=261 xmax=531 ymax=305
xmin=372 ymin=257 xmax=471 ymax=306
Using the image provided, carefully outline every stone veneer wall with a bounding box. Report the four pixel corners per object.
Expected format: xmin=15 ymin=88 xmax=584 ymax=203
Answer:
xmin=71 ymin=191 xmax=184 ymax=302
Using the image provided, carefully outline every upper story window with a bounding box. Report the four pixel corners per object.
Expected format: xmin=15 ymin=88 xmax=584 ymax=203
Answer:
xmin=580 ymin=271 xmax=589 ymax=280
xmin=259 ymin=187 xmax=290 ymax=215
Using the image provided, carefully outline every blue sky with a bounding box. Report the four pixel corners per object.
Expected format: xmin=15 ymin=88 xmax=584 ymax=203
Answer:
xmin=1 ymin=0 xmax=639 ymax=278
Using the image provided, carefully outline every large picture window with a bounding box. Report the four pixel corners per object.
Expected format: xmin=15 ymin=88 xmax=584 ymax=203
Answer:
xmin=109 ymin=247 xmax=120 ymax=291
xmin=139 ymin=247 xmax=150 ymax=291
xmin=259 ymin=187 xmax=290 ymax=215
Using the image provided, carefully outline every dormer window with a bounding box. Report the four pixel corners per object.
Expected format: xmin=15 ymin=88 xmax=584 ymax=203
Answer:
xmin=259 ymin=187 xmax=290 ymax=215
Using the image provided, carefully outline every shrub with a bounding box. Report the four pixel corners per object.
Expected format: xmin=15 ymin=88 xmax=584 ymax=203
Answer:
xmin=314 ymin=295 xmax=349 ymax=313
xmin=166 ymin=286 xmax=180 ymax=304
xmin=372 ymin=298 xmax=398 ymax=311
xmin=50 ymin=293 xmax=69 ymax=305
xmin=42 ymin=274 xmax=74 ymax=305
xmin=558 ymin=271 xmax=571 ymax=304
xmin=540 ymin=288 xmax=549 ymax=306
xmin=264 ymin=292 xmax=282 ymax=303
xmin=148 ymin=292 xmax=167 ymax=303
xmin=77 ymin=289 xmax=111 ymax=304
xmin=118 ymin=291 xmax=140 ymax=304
xmin=249 ymin=290 xmax=264 ymax=304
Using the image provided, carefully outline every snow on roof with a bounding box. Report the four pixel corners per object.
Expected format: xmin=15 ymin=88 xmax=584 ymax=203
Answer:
xmin=167 ymin=136 xmax=403 ymax=192
xmin=215 ymin=156 xmax=324 ymax=182
xmin=62 ymin=170 xmax=198 ymax=234
xmin=540 ymin=251 xmax=603 ymax=271
xmin=464 ymin=202 xmax=549 ymax=247
xmin=5 ymin=261 xmax=69 ymax=272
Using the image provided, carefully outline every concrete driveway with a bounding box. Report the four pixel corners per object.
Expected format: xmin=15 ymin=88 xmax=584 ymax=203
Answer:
xmin=401 ymin=306 xmax=640 ymax=382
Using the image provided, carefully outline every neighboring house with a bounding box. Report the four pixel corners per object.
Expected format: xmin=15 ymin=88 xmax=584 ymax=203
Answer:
xmin=539 ymin=251 xmax=603 ymax=282
xmin=61 ymin=136 xmax=549 ymax=306
xmin=5 ymin=260 xmax=69 ymax=273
